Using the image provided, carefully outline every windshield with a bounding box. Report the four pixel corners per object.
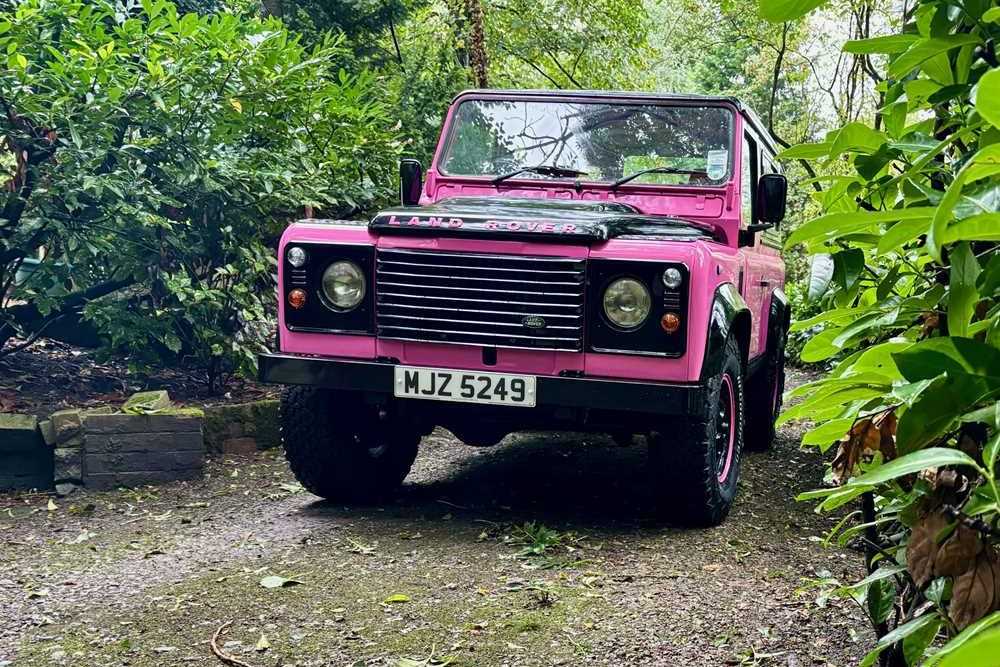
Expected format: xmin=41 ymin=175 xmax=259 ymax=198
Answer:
xmin=439 ymin=99 xmax=734 ymax=187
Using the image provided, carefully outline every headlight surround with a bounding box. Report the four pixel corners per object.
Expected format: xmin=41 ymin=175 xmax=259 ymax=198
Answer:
xmin=602 ymin=277 xmax=651 ymax=329
xmin=321 ymin=260 xmax=366 ymax=311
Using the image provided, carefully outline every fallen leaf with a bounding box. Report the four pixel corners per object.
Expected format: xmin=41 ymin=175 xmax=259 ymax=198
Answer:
xmin=950 ymin=547 xmax=997 ymax=629
xmin=46 ymin=499 xmax=57 ymax=512
xmin=384 ymin=594 xmax=410 ymax=604
xmin=259 ymin=575 xmax=303 ymax=589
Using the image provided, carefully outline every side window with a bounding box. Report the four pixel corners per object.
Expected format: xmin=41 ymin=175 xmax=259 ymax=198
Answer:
xmin=741 ymin=134 xmax=759 ymax=227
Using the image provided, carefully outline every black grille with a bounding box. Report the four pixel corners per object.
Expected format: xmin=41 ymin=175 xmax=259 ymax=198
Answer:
xmin=375 ymin=248 xmax=586 ymax=351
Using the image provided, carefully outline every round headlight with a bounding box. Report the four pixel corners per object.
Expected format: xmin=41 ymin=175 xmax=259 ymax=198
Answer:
xmin=603 ymin=278 xmax=651 ymax=329
xmin=662 ymin=267 xmax=683 ymax=289
xmin=287 ymin=246 xmax=307 ymax=268
xmin=321 ymin=261 xmax=365 ymax=311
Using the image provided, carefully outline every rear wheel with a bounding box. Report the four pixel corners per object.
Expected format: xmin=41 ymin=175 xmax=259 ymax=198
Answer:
xmin=280 ymin=387 xmax=419 ymax=502
xmin=648 ymin=337 xmax=745 ymax=526
xmin=746 ymin=325 xmax=787 ymax=451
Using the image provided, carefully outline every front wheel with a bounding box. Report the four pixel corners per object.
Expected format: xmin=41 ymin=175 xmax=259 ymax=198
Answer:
xmin=648 ymin=337 xmax=745 ymax=526
xmin=280 ymin=387 xmax=419 ymax=502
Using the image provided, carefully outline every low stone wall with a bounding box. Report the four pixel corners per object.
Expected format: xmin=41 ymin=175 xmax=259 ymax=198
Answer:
xmin=204 ymin=400 xmax=280 ymax=455
xmin=2 ymin=391 xmax=278 ymax=493
xmin=81 ymin=411 xmax=205 ymax=490
xmin=0 ymin=414 xmax=52 ymax=491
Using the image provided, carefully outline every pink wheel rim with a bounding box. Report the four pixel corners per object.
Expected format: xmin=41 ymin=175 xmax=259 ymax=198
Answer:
xmin=717 ymin=373 xmax=736 ymax=483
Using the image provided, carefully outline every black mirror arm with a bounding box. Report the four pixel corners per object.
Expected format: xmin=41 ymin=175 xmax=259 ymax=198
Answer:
xmin=746 ymin=222 xmax=774 ymax=233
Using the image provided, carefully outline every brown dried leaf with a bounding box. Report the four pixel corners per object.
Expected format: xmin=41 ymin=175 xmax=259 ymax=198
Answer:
xmin=921 ymin=312 xmax=940 ymax=337
xmin=908 ymin=511 xmax=950 ymax=587
xmin=934 ymin=524 xmax=983 ymax=578
xmin=875 ymin=410 xmax=897 ymax=460
xmin=951 ymin=547 xmax=997 ymax=630
xmin=831 ymin=413 xmax=897 ymax=485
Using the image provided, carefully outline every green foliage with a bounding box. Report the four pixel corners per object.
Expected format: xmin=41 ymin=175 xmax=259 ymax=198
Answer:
xmin=0 ymin=0 xmax=400 ymax=388
xmin=762 ymin=0 xmax=1000 ymax=663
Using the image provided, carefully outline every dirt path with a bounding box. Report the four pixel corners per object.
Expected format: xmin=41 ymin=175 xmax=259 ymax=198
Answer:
xmin=1 ymin=369 xmax=868 ymax=667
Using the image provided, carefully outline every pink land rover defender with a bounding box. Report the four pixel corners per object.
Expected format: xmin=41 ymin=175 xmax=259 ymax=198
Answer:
xmin=259 ymin=90 xmax=789 ymax=526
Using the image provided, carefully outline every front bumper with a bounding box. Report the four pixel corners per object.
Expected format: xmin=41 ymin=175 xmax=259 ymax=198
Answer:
xmin=258 ymin=353 xmax=706 ymax=418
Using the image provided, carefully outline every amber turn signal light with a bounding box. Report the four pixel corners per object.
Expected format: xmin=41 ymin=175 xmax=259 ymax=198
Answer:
xmin=288 ymin=289 xmax=307 ymax=309
xmin=660 ymin=312 xmax=681 ymax=334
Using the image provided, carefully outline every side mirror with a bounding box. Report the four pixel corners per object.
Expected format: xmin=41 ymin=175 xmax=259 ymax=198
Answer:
xmin=756 ymin=173 xmax=787 ymax=224
xmin=400 ymin=159 xmax=423 ymax=206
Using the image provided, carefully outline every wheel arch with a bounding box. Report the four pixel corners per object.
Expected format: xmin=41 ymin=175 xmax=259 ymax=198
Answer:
xmin=700 ymin=283 xmax=752 ymax=382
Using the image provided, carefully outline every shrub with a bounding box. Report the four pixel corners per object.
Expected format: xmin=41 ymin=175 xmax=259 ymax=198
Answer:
xmin=761 ymin=0 xmax=1000 ymax=664
xmin=0 ymin=0 xmax=400 ymax=389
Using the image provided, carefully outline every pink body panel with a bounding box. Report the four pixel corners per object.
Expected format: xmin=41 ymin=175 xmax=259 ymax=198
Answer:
xmin=278 ymin=92 xmax=785 ymax=385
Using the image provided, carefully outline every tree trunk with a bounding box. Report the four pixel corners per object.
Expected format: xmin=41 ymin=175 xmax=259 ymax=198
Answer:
xmin=465 ymin=0 xmax=489 ymax=88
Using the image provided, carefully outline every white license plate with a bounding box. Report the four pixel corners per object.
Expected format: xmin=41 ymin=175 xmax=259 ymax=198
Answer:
xmin=393 ymin=366 xmax=536 ymax=407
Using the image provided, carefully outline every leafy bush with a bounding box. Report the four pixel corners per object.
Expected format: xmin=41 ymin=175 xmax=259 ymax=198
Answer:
xmin=761 ymin=0 xmax=1000 ymax=664
xmin=0 ymin=0 xmax=400 ymax=388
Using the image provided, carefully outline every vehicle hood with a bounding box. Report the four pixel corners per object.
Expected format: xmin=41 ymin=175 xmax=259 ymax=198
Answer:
xmin=369 ymin=197 xmax=714 ymax=243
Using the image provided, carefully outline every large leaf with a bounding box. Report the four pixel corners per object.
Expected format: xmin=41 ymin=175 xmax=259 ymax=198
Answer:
xmin=977 ymin=68 xmax=1000 ymax=129
xmin=777 ymin=141 xmax=832 ymax=160
xmin=944 ymin=213 xmax=1000 ymax=244
xmin=758 ymin=0 xmax=829 ymax=22
xmin=925 ymin=612 xmax=1000 ymax=666
xmin=845 ymin=447 xmax=981 ymax=488
xmin=948 ymin=243 xmax=981 ymax=338
xmin=888 ymin=35 xmax=982 ymax=79
xmin=894 ymin=337 xmax=1000 ymax=382
xmin=859 ymin=613 xmax=944 ymax=667
xmin=832 ymin=248 xmax=865 ymax=291
xmin=844 ymin=34 xmax=920 ymax=54
xmin=829 ymin=122 xmax=887 ymax=157
xmin=807 ymin=253 xmax=834 ymax=301
xmin=784 ymin=207 xmax=936 ymax=249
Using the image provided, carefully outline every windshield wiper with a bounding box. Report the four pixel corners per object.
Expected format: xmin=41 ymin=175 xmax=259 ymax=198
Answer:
xmin=492 ymin=164 xmax=590 ymax=185
xmin=610 ymin=166 xmax=705 ymax=189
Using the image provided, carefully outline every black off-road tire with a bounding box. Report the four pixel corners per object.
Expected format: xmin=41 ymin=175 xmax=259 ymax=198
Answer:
xmin=745 ymin=326 xmax=788 ymax=452
xmin=279 ymin=386 xmax=419 ymax=502
xmin=648 ymin=337 xmax=745 ymax=527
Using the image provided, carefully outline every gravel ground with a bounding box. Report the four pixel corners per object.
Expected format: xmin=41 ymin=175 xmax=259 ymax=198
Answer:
xmin=0 ymin=369 xmax=869 ymax=667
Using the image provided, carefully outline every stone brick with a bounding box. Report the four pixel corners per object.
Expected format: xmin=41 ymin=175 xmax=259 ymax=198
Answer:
xmin=38 ymin=419 xmax=56 ymax=446
xmin=49 ymin=409 xmax=82 ymax=442
xmin=204 ymin=400 xmax=279 ymax=453
xmin=83 ymin=468 xmax=202 ymax=491
xmin=84 ymin=450 xmax=203 ymax=475
xmin=221 ymin=437 xmax=257 ymax=456
xmin=82 ymin=412 xmax=203 ymax=435
xmin=84 ymin=431 xmax=204 ymax=454
xmin=53 ymin=447 xmax=83 ymax=483
xmin=0 ymin=414 xmax=40 ymax=453
xmin=0 ymin=442 xmax=53 ymax=491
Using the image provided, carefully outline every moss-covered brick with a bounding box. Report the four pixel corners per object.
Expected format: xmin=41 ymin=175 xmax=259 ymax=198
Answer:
xmin=204 ymin=399 xmax=279 ymax=453
xmin=0 ymin=414 xmax=52 ymax=490
xmin=122 ymin=390 xmax=172 ymax=414
xmin=0 ymin=413 xmax=40 ymax=452
xmin=49 ymin=409 xmax=82 ymax=441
